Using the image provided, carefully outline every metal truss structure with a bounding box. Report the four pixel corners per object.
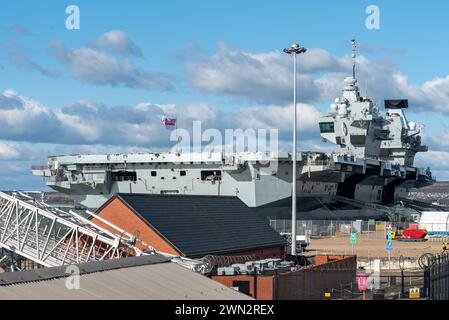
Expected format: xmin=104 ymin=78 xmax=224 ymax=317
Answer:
xmin=0 ymin=192 xmax=139 ymax=267
xmin=0 ymin=191 xmax=245 ymax=275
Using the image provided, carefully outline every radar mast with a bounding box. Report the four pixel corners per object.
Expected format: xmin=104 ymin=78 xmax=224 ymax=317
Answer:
xmin=352 ymin=39 xmax=356 ymax=80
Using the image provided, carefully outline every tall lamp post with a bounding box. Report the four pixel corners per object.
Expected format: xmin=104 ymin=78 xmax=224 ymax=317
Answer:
xmin=283 ymin=43 xmax=307 ymax=256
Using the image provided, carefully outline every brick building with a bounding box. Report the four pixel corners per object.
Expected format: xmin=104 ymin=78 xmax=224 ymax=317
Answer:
xmin=92 ymin=194 xmax=287 ymax=259
xmin=212 ymin=255 xmax=357 ymax=300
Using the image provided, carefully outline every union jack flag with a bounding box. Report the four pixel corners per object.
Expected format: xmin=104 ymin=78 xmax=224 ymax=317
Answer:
xmin=161 ymin=116 xmax=177 ymax=129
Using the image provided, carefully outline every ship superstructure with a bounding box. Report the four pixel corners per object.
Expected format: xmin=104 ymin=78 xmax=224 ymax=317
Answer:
xmin=317 ymin=76 xmax=430 ymax=205
xmin=32 ymin=41 xmax=433 ymax=210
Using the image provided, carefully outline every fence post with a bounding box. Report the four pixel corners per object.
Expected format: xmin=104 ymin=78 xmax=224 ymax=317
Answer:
xmin=424 ymin=263 xmax=430 ymax=299
xmin=401 ymin=268 xmax=404 ymax=299
xmin=445 ymin=254 xmax=449 ymax=300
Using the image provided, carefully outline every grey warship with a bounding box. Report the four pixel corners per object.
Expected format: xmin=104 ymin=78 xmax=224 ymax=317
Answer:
xmin=32 ymin=41 xmax=433 ymax=214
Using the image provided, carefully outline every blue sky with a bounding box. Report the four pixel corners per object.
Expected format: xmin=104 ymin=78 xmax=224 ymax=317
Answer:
xmin=1 ymin=0 xmax=449 ymax=189
xmin=2 ymin=0 xmax=447 ymax=106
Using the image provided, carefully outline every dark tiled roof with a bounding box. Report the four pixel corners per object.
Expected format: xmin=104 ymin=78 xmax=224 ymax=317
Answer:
xmin=115 ymin=194 xmax=287 ymax=258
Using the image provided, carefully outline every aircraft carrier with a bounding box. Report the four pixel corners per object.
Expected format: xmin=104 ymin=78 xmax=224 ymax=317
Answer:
xmin=31 ymin=44 xmax=433 ymax=216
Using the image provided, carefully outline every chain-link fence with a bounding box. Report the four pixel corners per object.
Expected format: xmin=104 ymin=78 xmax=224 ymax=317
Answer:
xmin=269 ymin=219 xmax=449 ymax=241
xmin=329 ymin=271 xmax=427 ymax=300
xmin=330 ymin=253 xmax=449 ymax=300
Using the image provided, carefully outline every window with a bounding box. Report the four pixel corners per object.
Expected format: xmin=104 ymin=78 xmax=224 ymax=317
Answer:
xmin=180 ymin=170 xmax=186 ymax=176
xmin=161 ymin=190 xmax=179 ymax=194
xmin=111 ymin=171 xmax=137 ymax=182
xmin=201 ymin=170 xmax=222 ymax=181
xmin=319 ymin=122 xmax=335 ymax=133
xmin=151 ymin=171 xmax=157 ymax=177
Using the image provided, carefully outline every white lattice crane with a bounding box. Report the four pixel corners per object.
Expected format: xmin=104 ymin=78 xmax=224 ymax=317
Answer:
xmin=0 ymin=192 xmax=140 ymax=267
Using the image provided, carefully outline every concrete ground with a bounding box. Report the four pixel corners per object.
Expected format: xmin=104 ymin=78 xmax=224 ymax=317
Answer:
xmin=306 ymin=232 xmax=444 ymax=259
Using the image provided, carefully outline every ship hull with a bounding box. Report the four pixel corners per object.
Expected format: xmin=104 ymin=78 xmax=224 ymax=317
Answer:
xmin=43 ymin=156 xmax=432 ymax=211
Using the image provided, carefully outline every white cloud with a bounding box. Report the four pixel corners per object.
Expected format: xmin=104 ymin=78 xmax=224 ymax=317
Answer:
xmin=49 ymin=40 xmax=172 ymax=91
xmin=232 ymin=103 xmax=321 ymax=132
xmin=184 ymin=44 xmax=449 ymax=113
xmin=91 ymin=30 xmax=142 ymax=56
xmin=184 ymin=45 xmax=345 ymax=104
xmin=0 ymin=90 xmax=322 ymax=147
xmin=402 ymin=75 xmax=449 ymax=112
xmin=425 ymin=131 xmax=449 ymax=150
xmin=415 ymin=151 xmax=449 ymax=180
xmin=0 ymin=89 xmax=60 ymax=142
xmin=416 ymin=151 xmax=449 ymax=170
xmin=0 ymin=141 xmax=21 ymax=159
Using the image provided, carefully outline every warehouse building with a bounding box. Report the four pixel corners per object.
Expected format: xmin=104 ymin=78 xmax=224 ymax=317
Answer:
xmin=0 ymin=254 xmax=252 ymax=300
xmin=92 ymin=194 xmax=287 ymax=259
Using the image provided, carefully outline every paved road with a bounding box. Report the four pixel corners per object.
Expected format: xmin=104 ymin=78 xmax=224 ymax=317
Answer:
xmin=307 ymin=233 xmax=443 ymax=258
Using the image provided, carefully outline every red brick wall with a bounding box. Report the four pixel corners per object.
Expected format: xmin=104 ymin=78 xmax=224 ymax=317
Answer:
xmin=92 ymin=198 xmax=181 ymax=256
xmin=314 ymin=255 xmax=353 ymax=266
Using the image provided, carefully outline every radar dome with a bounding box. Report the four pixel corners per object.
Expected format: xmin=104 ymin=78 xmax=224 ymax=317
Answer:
xmin=408 ymin=122 xmax=416 ymax=130
xmin=344 ymin=77 xmax=357 ymax=85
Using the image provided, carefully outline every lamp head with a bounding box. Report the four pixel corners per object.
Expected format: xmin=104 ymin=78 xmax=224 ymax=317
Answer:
xmin=283 ymin=43 xmax=307 ymax=54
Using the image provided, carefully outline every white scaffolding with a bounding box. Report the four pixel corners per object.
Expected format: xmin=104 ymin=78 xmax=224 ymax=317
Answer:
xmin=0 ymin=192 xmax=139 ymax=267
xmin=0 ymin=191 xmax=238 ymax=275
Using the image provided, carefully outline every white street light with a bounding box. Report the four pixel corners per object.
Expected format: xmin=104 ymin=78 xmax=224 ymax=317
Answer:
xmin=283 ymin=43 xmax=307 ymax=256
